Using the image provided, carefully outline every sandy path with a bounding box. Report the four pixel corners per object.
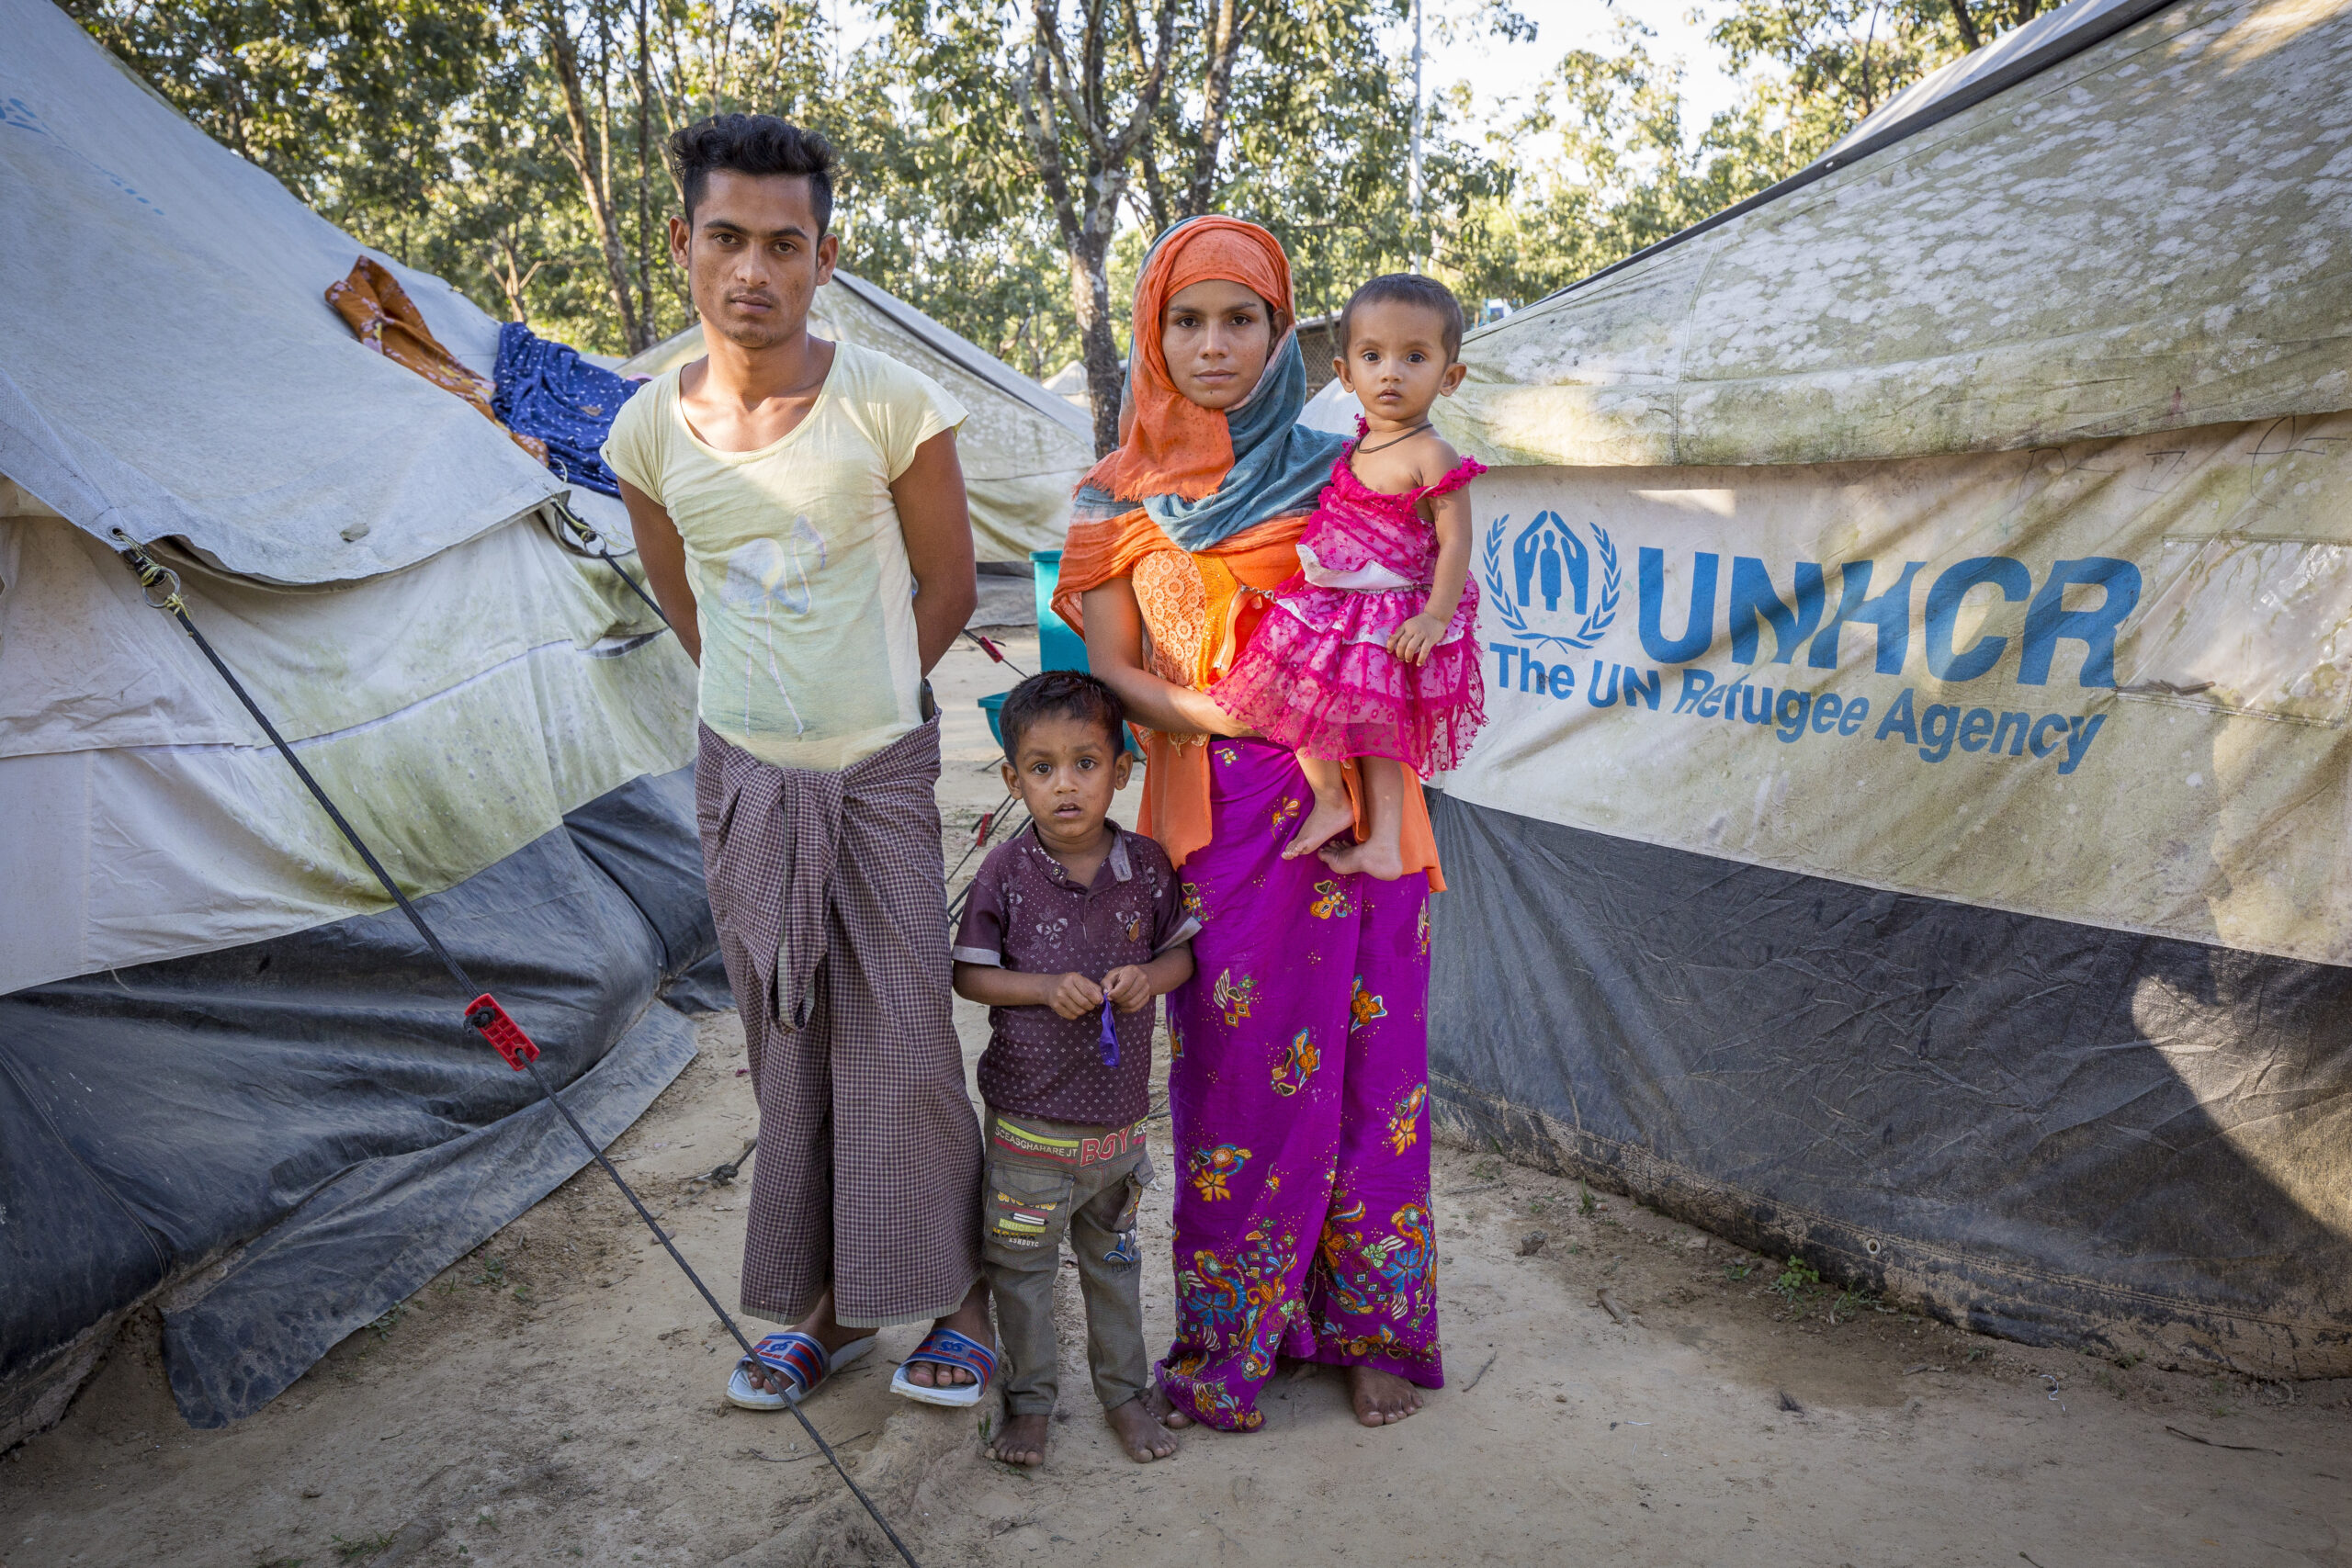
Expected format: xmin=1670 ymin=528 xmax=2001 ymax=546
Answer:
xmin=5 ymin=633 xmax=2349 ymax=1567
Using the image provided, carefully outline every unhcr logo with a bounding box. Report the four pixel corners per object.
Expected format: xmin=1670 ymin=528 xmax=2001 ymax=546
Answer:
xmin=1481 ymin=512 xmax=1621 ymax=653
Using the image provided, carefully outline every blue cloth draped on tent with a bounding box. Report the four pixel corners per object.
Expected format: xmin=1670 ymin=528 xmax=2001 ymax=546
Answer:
xmin=492 ymin=322 xmax=643 ymax=497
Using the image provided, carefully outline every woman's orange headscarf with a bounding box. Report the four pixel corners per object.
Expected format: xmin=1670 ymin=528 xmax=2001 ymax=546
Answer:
xmin=1080 ymin=217 xmax=1300 ymax=506
xmin=1053 ymin=218 xmax=1442 ymax=886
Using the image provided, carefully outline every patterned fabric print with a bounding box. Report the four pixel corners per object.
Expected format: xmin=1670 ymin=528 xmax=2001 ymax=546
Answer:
xmin=1271 ymin=1028 xmax=1318 ymax=1096
xmin=1210 ymin=447 xmax=1489 ymax=774
xmin=1212 ymin=968 xmax=1259 ymax=1027
xmin=1388 ymin=1083 xmax=1428 ymax=1155
xmin=1269 ymin=795 xmax=1301 ymax=841
xmin=1170 ymin=1224 xmax=1299 ymax=1429
xmin=1157 ymin=737 xmax=1442 ymax=1432
xmin=955 ymin=825 xmax=1192 ymax=1125
xmin=695 ymin=721 xmax=983 ymax=1328
xmin=1189 ymin=1144 xmax=1251 ymax=1201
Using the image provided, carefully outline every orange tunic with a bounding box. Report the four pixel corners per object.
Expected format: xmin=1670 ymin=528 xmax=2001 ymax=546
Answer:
xmin=1054 ymin=509 xmax=1444 ymax=888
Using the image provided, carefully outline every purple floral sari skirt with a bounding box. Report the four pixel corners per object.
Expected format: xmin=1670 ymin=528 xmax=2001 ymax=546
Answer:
xmin=1156 ymin=736 xmax=1443 ymax=1431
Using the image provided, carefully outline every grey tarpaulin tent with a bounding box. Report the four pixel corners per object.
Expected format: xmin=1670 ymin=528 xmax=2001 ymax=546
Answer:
xmin=619 ymin=275 xmax=1097 ymax=562
xmin=1427 ymin=0 xmax=2352 ymax=1375
xmin=0 ymin=0 xmax=718 ymax=1442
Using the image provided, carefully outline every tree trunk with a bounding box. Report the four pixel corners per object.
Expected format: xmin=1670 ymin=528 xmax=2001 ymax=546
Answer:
xmin=635 ymin=0 xmax=655 ymax=341
xmin=1949 ymin=0 xmax=1984 ymax=51
xmin=1018 ymin=0 xmax=1178 ymax=454
xmin=544 ymin=1 xmax=645 ymax=352
xmin=1182 ymin=0 xmax=1243 ymax=217
xmin=1069 ymin=230 xmax=1125 ymax=456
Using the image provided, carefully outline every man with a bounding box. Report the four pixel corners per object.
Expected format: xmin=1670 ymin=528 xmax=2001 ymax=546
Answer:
xmin=605 ymin=114 xmax=991 ymax=1406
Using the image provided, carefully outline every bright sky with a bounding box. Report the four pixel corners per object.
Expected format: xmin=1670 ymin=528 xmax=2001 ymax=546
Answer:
xmin=1412 ymin=0 xmax=1754 ymax=142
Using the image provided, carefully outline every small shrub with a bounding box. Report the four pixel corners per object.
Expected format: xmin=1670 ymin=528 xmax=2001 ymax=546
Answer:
xmin=1771 ymin=1258 xmax=1823 ymax=1303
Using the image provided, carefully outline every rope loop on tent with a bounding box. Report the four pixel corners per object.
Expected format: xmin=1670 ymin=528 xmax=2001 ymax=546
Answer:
xmin=105 ymin=532 xmax=924 ymax=1568
xmin=127 ymin=549 xmax=185 ymax=614
xmin=545 ymin=491 xmax=673 ymax=632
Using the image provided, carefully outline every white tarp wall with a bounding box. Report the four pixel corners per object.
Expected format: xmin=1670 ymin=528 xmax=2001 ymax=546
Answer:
xmin=1420 ymin=0 xmax=2352 ymax=1375
xmin=0 ymin=0 xmax=694 ymax=995
xmin=1443 ymin=0 xmax=2352 ymax=471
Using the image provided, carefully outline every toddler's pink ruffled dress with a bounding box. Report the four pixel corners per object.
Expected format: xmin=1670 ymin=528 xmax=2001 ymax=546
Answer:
xmin=1216 ymin=435 xmax=1487 ymax=774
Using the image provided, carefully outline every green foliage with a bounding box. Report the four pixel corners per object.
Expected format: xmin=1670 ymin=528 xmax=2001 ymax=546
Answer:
xmin=64 ymin=0 xmax=2053 ymax=372
xmin=1771 ymin=1255 xmax=1822 ymax=1302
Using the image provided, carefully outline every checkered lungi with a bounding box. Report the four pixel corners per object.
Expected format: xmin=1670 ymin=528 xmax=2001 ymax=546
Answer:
xmin=695 ymin=717 xmax=983 ymax=1328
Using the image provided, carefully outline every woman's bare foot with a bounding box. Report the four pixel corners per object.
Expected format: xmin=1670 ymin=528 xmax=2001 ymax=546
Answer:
xmin=985 ymin=1412 xmax=1048 ymax=1467
xmin=1348 ymin=1365 xmax=1424 ymax=1426
xmin=1108 ymin=1395 xmax=1181 ymax=1461
xmin=1320 ymin=835 xmax=1407 ymax=880
xmin=1146 ymin=1385 xmax=1193 ymax=1429
xmin=899 ymin=1277 xmax=992 ymax=1391
xmin=1283 ymin=792 xmax=1359 ymax=862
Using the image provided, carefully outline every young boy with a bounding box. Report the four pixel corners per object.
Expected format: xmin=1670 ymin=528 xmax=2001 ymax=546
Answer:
xmin=952 ymin=671 xmax=1198 ymax=1467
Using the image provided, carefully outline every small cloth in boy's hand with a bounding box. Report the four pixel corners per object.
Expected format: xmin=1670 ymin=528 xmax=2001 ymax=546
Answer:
xmin=1098 ymin=996 xmax=1120 ymax=1068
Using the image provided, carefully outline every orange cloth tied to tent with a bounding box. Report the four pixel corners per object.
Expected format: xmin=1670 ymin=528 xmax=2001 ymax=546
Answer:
xmin=326 ymin=257 xmax=546 ymax=463
xmin=1054 ymin=217 xmax=1441 ymax=885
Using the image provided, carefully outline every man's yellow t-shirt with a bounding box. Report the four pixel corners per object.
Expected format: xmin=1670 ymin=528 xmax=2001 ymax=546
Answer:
xmin=604 ymin=341 xmax=967 ymax=772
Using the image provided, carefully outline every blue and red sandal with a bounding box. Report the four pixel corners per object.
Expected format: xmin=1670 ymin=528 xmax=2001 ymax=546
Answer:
xmin=888 ymin=1326 xmax=998 ymax=1408
xmin=726 ymin=1329 xmax=876 ymax=1410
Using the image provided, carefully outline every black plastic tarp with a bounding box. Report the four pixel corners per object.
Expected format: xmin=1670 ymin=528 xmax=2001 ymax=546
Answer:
xmin=0 ymin=766 xmax=723 ymax=1439
xmin=1427 ymin=790 xmax=2352 ymax=1377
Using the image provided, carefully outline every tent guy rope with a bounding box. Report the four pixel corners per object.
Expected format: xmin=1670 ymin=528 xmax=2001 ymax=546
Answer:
xmin=109 ymin=532 xmax=924 ymax=1568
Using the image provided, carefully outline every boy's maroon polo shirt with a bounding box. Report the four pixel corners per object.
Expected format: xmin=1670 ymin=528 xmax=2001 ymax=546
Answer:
xmin=953 ymin=822 xmax=1199 ymax=1126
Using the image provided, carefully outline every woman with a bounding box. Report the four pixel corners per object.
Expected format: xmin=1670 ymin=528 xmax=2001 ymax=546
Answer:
xmin=1052 ymin=217 xmax=1445 ymax=1433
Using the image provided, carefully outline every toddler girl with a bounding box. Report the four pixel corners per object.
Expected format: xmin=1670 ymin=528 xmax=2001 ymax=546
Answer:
xmin=1214 ymin=273 xmax=1487 ymax=880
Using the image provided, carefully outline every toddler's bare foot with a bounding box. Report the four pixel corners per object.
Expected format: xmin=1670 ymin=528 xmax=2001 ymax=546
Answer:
xmin=1348 ymin=1365 xmax=1424 ymax=1426
xmin=1320 ymin=836 xmax=1407 ymax=880
xmin=1108 ymin=1395 xmax=1180 ymax=1461
xmin=985 ymin=1411 xmax=1048 ymax=1467
xmin=1283 ymin=794 xmax=1359 ymax=861
xmin=1146 ymin=1385 xmax=1193 ymax=1429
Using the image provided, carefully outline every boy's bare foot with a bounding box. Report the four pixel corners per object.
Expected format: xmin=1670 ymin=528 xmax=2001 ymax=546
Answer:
xmin=985 ymin=1411 xmax=1048 ymax=1467
xmin=1283 ymin=793 xmax=1360 ymax=862
xmin=1108 ymin=1395 xmax=1181 ymax=1461
xmin=1348 ymin=1365 xmax=1424 ymax=1426
xmin=1146 ymin=1385 xmax=1193 ymax=1429
xmin=899 ymin=1277 xmax=992 ymax=1391
xmin=1320 ymin=836 xmax=1407 ymax=880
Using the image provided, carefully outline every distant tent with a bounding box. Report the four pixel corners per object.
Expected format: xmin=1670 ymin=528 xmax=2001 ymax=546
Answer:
xmin=620 ymin=275 xmax=1097 ymax=561
xmin=1427 ymin=0 xmax=2352 ymax=1376
xmin=0 ymin=0 xmax=716 ymax=1442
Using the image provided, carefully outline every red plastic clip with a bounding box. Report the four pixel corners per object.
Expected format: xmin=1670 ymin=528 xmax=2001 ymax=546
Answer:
xmin=465 ymin=993 xmax=541 ymax=1071
xmin=974 ymin=809 xmax=996 ymax=846
xmin=973 ymin=634 xmax=1005 ymax=663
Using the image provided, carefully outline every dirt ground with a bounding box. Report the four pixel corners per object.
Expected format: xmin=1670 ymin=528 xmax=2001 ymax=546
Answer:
xmin=6 ymin=631 xmax=2351 ymax=1568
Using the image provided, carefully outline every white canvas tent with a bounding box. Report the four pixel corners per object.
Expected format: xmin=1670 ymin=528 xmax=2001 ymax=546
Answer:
xmin=619 ymin=274 xmax=1097 ymax=561
xmin=1422 ymin=0 xmax=2352 ymax=1375
xmin=0 ymin=0 xmax=716 ymax=1442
